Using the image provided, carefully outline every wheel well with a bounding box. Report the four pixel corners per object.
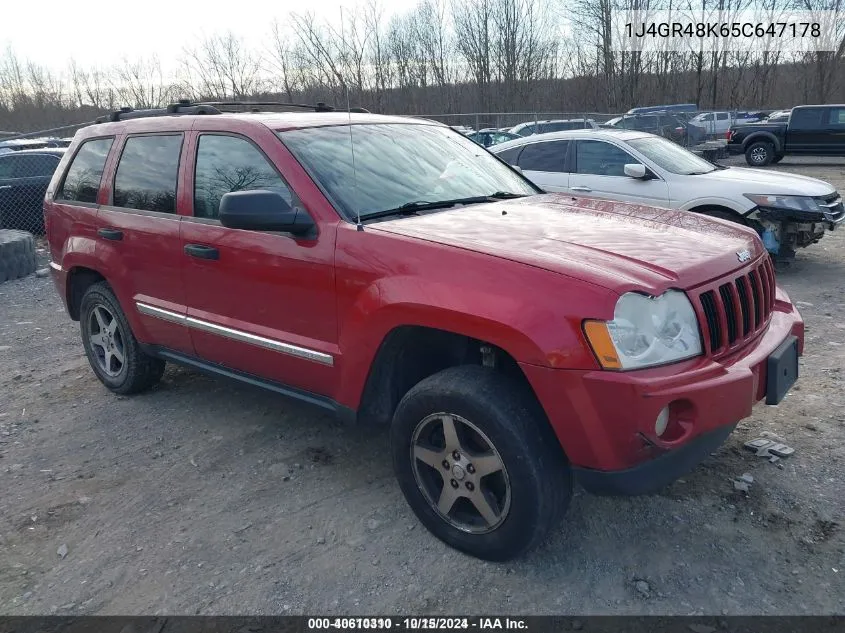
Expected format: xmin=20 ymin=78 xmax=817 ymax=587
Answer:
xmin=689 ymin=204 xmax=742 ymax=219
xmin=66 ymin=267 xmax=106 ymax=320
xmin=744 ymin=134 xmax=778 ymax=151
xmin=357 ymin=326 xmax=540 ymax=426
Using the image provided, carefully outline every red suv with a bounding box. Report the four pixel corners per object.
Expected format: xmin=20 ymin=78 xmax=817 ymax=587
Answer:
xmin=44 ymin=102 xmax=804 ymax=561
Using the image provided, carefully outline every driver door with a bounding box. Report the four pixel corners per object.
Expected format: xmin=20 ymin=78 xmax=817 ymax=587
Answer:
xmin=568 ymin=139 xmax=669 ymax=207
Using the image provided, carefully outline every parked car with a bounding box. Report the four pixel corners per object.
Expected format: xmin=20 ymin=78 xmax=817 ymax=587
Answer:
xmin=46 ymin=103 xmax=803 ymax=561
xmin=762 ymin=110 xmax=791 ymax=123
xmin=727 ymin=105 xmax=845 ymax=166
xmin=0 ymin=137 xmax=71 ymax=155
xmin=491 ymin=129 xmax=843 ymax=258
xmin=605 ymin=113 xmax=707 ymax=146
xmin=689 ymin=111 xmax=733 ymax=136
xmin=509 ymin=119 xmax=598 ymax=136
xmin=626 ymin=103 xmax=698 ymax=115
xmin=0 ymin=148 xmax=65 ymax=233
xmin=466 ymin=129 xmax=521 ymax=147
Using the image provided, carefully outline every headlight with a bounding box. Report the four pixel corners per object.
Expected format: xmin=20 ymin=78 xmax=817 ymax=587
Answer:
xmin=584 ymin=290 xmax=703 ymax=370
xmin=743 ymin=194 xmax=821 ymax=212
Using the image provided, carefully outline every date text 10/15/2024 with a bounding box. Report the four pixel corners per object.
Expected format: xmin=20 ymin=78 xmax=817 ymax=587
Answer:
xmin=307 ymin=618 xmax=528 ymax=630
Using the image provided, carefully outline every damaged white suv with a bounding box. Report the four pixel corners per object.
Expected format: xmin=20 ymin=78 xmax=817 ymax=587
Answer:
xmin=492 ymin=129 xmax=844 ymax=259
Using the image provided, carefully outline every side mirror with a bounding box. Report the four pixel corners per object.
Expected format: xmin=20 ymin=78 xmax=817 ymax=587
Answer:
xmin=219 ymin=190 xmax=315 ymax=236
xmin=624 ymin=163 xmax=647 ymax=179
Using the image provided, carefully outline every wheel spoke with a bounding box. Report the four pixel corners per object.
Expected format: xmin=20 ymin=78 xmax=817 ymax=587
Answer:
xmin=104 ymin=350 xmax=115 ymax=374
xmin=111 ymin=345 xmax=125 ymax=365
xmin=89 ymin=333 xmax=106 ymax=350
xmin=441 ymin=415 xmax=461 ymax=451
xmin=437 ymin=484 xmax=460 ymax=515
xmin=414 ymin=445 xmax=445 ymax=470
xmin=469 ymin=490 xmax=500 ymax=527
xmin=107 ymin=318 xmax=119 ymax=335
xmin=470 ymin=452 xmax=504 ymax=477
xmin=93 ymin=307 xmax=108 ymax=331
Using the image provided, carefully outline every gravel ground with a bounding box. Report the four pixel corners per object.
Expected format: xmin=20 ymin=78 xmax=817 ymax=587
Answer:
xmin=0 ymin=156 xmax=843 ymax=616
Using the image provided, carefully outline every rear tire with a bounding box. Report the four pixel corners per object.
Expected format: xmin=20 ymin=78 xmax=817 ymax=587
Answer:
xmin=79 ymin=282 xmax=165 ymax=395
xmin=745 ymin=141 xmax=774 ymax=166
xmin=390 ymin=365 xmax=571 ymax=561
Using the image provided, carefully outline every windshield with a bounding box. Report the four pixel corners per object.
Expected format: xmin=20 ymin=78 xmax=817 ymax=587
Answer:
xmin=279 ymin=123 xmax=537 ymax=220
xmin=627 ymin=135 xmax=717 ymax=175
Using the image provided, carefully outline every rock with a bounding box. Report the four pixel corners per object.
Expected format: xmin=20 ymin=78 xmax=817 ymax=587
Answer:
xmin=282 ymin=475 xmax=291 ymax=482
xmin=739 ymin=473 xmax=754 ymax=484
xmin=35 ymin=268 xmax=49 ymax=278
xmin=688 ymin=625 xmax=717 ymax=633
xmin=635 ymin=580 xmax=651 ymax=597
xmin=57 ymin=544 xmax=68 ymax=559
xmin=367 ymin=519 xmax=381 ymax=530
xmin=733 ymin=480 xmax=750 ymax=492
xmin=316 ymin=537 xmax=326 ymax=545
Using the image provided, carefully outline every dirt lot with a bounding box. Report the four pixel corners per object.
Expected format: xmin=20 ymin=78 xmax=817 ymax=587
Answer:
xmin=1 ymin=156 xmax=843 ymax=616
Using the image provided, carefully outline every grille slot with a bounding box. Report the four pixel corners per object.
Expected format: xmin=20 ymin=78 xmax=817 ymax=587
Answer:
xmin=698 ymin=258 xmax=775 ymax=355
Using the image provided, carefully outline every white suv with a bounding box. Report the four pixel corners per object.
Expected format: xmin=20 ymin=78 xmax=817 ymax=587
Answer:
xmin=491 ymin=129 xmax=843 ymax=257
xmin=509 ymin=119 xmax=598 ymax=136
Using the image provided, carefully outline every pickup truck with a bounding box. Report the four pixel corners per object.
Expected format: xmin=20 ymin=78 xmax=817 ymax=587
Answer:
xmin=728 ymin=104 xmax=845 ymax=166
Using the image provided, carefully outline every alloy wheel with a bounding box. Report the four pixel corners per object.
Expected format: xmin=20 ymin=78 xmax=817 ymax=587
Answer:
xmin=87 ymin=304 xmax=126 ymax=377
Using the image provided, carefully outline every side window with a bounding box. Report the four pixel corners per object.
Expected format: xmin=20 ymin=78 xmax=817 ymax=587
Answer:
xmin=113 ymin=135 xmax=182 ymax=213
xmin=14 ymin=154 xmax=60 ymax=178
xmin=59 ymin=138 xmax=114 ymax=203
xmin=576 ymin=140 xmax=639 ymax=177
xmin=495 ymin=146 xmax=523 ymax=165
xmin=0 ymin=156 xmax=17 ymax=178
xmin=790 ymin=108 xmax=824 ymax=130
xmin=518 ymin=124 xmax=536 ymax=136
xmin=716 ymin=112 xmax=729 ymax=121
xmin=517 ymin=140 xmax=570 ymax=173
xmin=827 ymin=108 xmax=845 ymax=126
xmin=194 ymin=134 xmax=295 ymax=219
xmin=700 ymin=113 xmax=714 ymax=122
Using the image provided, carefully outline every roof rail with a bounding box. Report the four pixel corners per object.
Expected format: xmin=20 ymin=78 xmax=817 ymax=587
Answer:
xmin=95 ymin=99 xmax=222 ymax=123
xmin=194 ymin=100 xmax=370 ymax=114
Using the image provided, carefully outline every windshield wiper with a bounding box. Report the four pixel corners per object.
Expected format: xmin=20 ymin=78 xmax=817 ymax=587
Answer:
xmin=362 ymin=192 xmax=527 ymax=221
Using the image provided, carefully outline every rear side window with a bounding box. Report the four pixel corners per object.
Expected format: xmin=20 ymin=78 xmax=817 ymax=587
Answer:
xmin=193 ymin=134 xmax=294 ymax=219
xmin=113 ymin=135 xmax=183 ymax=213
xmin=59 ymin=138 xmax=114 ymax=203
xmin=517 ymin=140 xmax=570 ymax=172
xmin=716 ymin=112 xmax=729 ymax=121
xmin=790 ymin=108 xmax=824 ymax=130
xmin=495 ymin=146 xmax=523 ymax=165
xmin=13 ymin=154 xmax=60 ymax=177
xmin=828 ymin=108 xmax=845 ymax=126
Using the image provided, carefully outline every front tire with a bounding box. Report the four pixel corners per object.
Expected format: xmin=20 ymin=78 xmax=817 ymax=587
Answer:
xmin=745 ymin=141 xmax=774 ymax=166
xmin=79 ymin=282 xmax=165 ymax=394
xmin=390 ymin=365 xmax=571 ymax=561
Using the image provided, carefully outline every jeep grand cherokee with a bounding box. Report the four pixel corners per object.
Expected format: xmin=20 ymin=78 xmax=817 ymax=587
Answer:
xmin=44 ymin=102 xmax=804 ymax=561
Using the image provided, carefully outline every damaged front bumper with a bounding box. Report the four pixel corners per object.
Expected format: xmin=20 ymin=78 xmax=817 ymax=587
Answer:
xmin=748 ymin=195 xmax=844 ymax=255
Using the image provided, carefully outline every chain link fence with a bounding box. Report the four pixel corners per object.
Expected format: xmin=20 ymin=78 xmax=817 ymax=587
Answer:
xmin=0 ymin=122 xmax=92 ymax=235
xmin=413 ymin=109 xmax=756 ymax=156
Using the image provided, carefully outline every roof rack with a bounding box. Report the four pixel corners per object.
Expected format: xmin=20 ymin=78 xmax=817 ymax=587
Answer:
xmin=96 ymin=100 xmax=222 ymax=123
xmin=95 ymin=99 xmax=371 ymax=123
xmin=194 ymin=100 xmax=371 ymax=114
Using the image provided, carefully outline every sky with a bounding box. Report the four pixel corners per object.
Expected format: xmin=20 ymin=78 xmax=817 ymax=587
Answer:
xmin=4 ymin=0 xmax=419 ymax=74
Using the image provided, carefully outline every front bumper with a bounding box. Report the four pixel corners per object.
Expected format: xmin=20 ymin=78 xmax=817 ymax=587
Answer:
xmin=520 ymin=289 xmax=804 ymax=490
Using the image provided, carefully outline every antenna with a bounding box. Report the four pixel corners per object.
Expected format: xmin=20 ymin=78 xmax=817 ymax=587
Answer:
xmin=346 ymin=84 xmax=362 ymax=231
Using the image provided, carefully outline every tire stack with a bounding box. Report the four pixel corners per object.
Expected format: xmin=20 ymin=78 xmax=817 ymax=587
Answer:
xmin=0 ymin=230 xmax=38 ymax=284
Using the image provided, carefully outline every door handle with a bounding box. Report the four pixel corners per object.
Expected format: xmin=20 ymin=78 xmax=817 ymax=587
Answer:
xmin=184 ymin=244 xmax=219 ymax=260
xmin=570 ymin=186 xmax=592 ymax=192
xmin=97 ymin=228 xmax=123 ymax=241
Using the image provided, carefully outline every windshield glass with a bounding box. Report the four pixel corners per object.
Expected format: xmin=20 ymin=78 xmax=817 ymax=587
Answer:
xmin=627 ymin=135 xmax=717 ymax=175
xmin=279 ymin=123 xmax=537 ymax=220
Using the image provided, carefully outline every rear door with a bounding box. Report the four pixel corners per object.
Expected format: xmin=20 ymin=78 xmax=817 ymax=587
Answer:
xmin=823 ymin=107 xmax=845 ymax=154
xmin=786 ymin=108 xmax=826 ymax=153
xmin=96 ymin=133 xmax=193 ymax=354
xmin=0 ymin=153 xmax=60 ymax=232
xmin=568 ymin=139 xmax=670 ymax=206
xmin=514 ymin=139 xmax=570 ymax=191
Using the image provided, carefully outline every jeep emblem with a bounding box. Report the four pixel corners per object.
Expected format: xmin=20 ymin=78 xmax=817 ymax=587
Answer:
xmin=736 ymin=249 xmax=752 ymax=262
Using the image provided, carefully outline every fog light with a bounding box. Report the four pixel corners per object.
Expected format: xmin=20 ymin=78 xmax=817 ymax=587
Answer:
xmin=655 ymin=406 xmax=670 ymax=437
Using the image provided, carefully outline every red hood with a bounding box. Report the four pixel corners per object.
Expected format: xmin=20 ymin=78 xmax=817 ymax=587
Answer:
xmin=370 ymin=194 xmax=765 ymax=294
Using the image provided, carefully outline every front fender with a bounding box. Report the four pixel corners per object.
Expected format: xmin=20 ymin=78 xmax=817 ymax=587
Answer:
xmin=333 ymin=273 xmax=610 ymax=408
xmin=680 ymin=197 xmax=756 ymax=217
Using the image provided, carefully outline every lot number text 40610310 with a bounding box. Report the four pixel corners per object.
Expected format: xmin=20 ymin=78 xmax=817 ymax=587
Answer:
xmin=307 ymin=618 xmax=529 ymax=630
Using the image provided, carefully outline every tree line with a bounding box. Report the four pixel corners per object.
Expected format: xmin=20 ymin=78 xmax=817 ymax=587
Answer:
xmin=2 ymin=0 xmax=845 ymax=134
